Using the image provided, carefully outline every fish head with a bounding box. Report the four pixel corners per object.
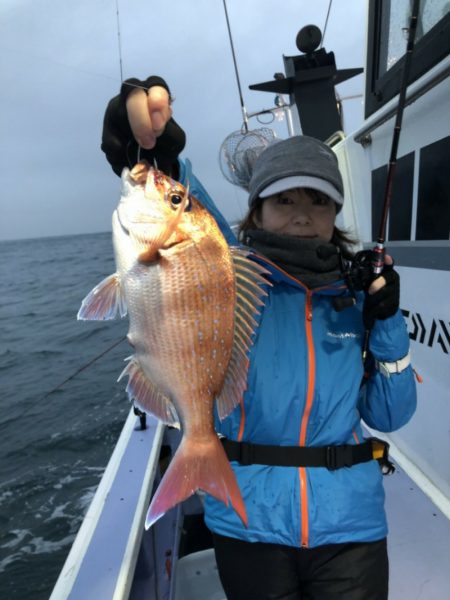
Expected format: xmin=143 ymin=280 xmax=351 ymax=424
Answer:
xmin=114 ymin=163 xmax=216 ymax=263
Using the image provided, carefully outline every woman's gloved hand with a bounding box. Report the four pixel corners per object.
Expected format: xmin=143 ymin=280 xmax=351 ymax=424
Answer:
xmin=101 ymin=76 xmax=186 ymax=178
xmin=363 ymin=255 xmax=400 ymax=330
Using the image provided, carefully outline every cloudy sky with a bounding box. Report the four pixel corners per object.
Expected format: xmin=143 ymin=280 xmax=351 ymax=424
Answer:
xmin=0 ymin=0 xmax=367 ymax=241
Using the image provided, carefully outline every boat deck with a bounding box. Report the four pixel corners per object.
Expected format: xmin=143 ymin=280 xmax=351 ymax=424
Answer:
xmin=171 ymin=464 xmax=450 ymax=600
xmin=51 ymin=415 xmax=450 ymax=599
xmin=385 ymin=465 xmax=450 ymax=599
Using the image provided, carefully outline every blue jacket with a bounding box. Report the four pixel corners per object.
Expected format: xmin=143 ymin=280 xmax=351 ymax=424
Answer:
xmin=179 ymin=159 xmax=237 ymax=245
xmin=179 ymin=159 xmax=417 ymax=549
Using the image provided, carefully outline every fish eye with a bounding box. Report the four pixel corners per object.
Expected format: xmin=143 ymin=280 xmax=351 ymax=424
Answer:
xmin=168 ymin=190 xmax=192 ymax=212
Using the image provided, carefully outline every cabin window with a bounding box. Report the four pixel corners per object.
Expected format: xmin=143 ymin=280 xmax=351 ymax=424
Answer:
xmin=365 ymin=0 xmax=450 ymax=117
xmin=371 ymin=152 xmax=414 ymax=241
xmin=388 ymin=152 xmax=415 ymax=241
xmin=416 ymin=136 xmax=450 ymax=240
xmin=371 ymin=136 xmax=450 ymax=241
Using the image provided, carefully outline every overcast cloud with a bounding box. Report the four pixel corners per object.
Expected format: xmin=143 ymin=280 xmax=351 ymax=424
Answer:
xmin=0 ymin=0 xmax=366 ymax=241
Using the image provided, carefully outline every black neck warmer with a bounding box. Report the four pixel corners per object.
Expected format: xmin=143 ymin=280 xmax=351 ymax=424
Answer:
xmin=245 ymin=229 xmax=342 ymax=289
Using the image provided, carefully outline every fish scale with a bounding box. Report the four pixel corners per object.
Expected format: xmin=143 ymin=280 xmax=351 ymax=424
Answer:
xmin=151 ymin=244 xmax=233 ymax=411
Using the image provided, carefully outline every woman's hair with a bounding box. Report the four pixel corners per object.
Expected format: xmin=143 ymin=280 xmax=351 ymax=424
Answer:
xmin=329 ymin=227 xmax=357 ymax=260
xmin=238 ymin=189 xmax=358 ymax=259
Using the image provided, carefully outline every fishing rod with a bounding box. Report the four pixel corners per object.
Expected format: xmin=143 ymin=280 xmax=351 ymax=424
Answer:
xmin=331 ymin=0 xmax=420 ymax=364
xmin=371 ymin=0 xmax=420 ymax=276
xmin=42 ymin=334 xmax=149 ymax=429
xmin=222 ymin=0 xmax=249 ymax=132
xmin=359 ymin=0 xmax=420 ymax=360
xmin=42 ymin=336 xmax=127 ymax=400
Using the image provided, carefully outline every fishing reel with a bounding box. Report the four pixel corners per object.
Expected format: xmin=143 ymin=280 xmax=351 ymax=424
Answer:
xmin=345 ymin=250 xmax=375 ymax=292
xmin=332 ymin=249 xmax=376 ymax=312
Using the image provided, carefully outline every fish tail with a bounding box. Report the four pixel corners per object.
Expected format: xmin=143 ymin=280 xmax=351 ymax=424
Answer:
xmin=145 ymin=435 xmax=247 ymax=529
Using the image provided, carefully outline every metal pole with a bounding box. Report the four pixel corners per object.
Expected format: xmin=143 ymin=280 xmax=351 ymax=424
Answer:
xmin=284 ymin=105 xmax=295 ymax=137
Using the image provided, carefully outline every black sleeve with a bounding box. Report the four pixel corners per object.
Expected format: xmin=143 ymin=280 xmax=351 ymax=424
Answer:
xmin=101 ymin=76 xmax=186 ymax=179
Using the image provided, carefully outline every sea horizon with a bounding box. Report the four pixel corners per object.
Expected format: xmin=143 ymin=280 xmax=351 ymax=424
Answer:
xmin=0 ymin=229 xmax=113 ymax=244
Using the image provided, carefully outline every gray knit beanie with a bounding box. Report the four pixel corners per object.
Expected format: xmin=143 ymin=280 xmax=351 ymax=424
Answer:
xmin=247 ymin=135 xmax=344 ymax=210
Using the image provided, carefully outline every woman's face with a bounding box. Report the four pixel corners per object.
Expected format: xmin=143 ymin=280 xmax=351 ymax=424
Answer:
xmin=254 ymin=188 xmax=336 ymax=242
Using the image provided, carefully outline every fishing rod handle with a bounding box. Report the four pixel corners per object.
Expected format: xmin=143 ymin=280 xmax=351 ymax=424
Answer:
xmin=371 ymin=242 xmax=385 ymax=276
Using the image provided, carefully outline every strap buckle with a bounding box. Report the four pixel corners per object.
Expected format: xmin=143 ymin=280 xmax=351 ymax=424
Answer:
xmin=375 ymin=351 xmax=411 ymax=377
xmin=238 ymin=442 xmax=256 ymax=466
xmin=370 ymin=438 xmax=395 ymax=475
xmin=326 ymin=445 xmax=354 ymax=470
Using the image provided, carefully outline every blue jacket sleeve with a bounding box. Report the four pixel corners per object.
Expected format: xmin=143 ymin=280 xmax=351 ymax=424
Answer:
xmin=178 ymin=158 xmax=238 ymax=245
xmin=359 ymin=309 xmax=417 ymax=432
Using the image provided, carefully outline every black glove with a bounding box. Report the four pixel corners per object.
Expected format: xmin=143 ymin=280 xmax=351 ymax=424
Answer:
xmin=363 ymin=265 xmax=400 ymax=330
xmin=101 ymin=75 xmax=186 ymax=179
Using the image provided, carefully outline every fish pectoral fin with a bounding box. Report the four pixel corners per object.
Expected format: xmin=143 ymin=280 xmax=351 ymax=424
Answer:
xmin=118 ymin=356 xmax=180 ymax=428
xmin=216 ymin=247 xmax=271 ymax=420
xmin=77 ymin=273 xmax=127 ymax=320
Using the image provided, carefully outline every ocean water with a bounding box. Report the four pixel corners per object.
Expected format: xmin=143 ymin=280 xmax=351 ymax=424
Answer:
xmin=0 ymin=232 xmax=130 ymax=599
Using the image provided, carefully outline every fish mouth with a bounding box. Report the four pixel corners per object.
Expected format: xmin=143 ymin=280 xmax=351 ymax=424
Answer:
xmin=116 ymin=206 xmax=191 ymax=259
xmin=117 ymin=207 xmax=163 ymax=240
xmin=117 ymin=210 xmax=130 ymax=236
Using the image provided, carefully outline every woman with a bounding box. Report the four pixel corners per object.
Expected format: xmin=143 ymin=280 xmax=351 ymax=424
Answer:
xmin=102 ymin=77 xmax=417 ymax=599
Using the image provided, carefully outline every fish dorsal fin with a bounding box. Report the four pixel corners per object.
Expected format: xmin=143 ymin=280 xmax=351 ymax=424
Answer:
xmin=216 ymin=248 xmax=271 ymax=420
xmin=118 ymin=356 xmax=180 ymax=428
xmin=77 ymin=273 xmax=127 ymax=320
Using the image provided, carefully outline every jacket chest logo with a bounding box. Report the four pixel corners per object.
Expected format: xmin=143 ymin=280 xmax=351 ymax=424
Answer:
xmin=327 ymin=331 xmax=360 ymax=340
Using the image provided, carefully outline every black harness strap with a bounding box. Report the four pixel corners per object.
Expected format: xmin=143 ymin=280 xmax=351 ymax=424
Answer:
xmin=221 ymin=437 xmax=393 ymax=472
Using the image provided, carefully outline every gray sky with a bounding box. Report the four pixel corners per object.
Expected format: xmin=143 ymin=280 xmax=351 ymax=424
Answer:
xmin=0 ymin=0 xmax=366 ymax=241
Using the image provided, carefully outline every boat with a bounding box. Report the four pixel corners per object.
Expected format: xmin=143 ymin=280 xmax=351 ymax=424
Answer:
xmin=50 ymin=2 xmax=450 ymax=598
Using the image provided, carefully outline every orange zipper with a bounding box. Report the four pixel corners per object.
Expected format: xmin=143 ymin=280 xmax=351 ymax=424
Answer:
xmin=299 ymin=291 xmax=315 ymax=547
xmin=237 ymin=398 xmax=246 ymax=441
xmin=234 ymin=261 xmax=341 ymax=546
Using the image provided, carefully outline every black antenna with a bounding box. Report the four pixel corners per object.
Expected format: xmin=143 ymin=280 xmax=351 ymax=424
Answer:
xmin=320 ymin=0 xmax=333 ymax=49
xmin=222 ymin=0 xmax=249 ymax=132
xmin=115 ymin=0 xmax=124 ymax=82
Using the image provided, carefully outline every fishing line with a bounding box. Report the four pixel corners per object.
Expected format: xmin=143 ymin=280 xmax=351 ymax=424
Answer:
xmin=114 ymin=0 xmax=148 ymax=165
xmin=42 ymin=336 xmax=127 ymax=400
xmin=115 ymin=0 xmax=124 ymax=83
xmin=0 ymin=40 xmax=127 ymax=85
xmin=320 ymin=0 xmax=333 ymax=48
xmin=222 ymin=0 xmax=249 ymax=131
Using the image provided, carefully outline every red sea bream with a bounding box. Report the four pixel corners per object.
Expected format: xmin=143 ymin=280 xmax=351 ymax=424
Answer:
xmin=78 ymin=163 xmax=268 ymax=528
